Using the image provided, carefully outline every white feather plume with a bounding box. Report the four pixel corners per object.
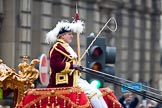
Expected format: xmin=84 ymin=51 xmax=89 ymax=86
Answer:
xmin=70 ymin=20 xmax=85 ymax=33
xmin=45 ymin=27 xmax=59 ymax=44
xmin=46 ymin=20 xmax=85 ymax=44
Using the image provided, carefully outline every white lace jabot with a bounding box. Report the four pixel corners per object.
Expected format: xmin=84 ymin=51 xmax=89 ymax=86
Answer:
xmin=66 ymin=43 xmax=77 ymax=58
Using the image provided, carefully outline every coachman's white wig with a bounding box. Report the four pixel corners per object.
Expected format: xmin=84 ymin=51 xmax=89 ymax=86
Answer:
xmin=46 ymin=20 xmax=85 ymax=44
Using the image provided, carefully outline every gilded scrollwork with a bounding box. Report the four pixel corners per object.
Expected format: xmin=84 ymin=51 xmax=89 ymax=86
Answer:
xmin=0 ymin=56 xmax=40 ymax=106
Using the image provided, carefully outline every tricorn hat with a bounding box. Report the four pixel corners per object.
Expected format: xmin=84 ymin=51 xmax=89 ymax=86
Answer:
xmin=46 ymin=20 xmax=84 ymax=44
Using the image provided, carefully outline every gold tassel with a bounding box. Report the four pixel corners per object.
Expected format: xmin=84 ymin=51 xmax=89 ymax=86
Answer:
xmin=39 ymin=100 xmax=42 ymax=108
xmin=64 ymin=100 xmax=66 ymax=108
xmin=52 ymin=103 xmax=55 ymax=108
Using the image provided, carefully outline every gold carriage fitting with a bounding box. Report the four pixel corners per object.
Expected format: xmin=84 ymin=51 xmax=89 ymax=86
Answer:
xmin=0 ymin=56 xmax=39 ymax=107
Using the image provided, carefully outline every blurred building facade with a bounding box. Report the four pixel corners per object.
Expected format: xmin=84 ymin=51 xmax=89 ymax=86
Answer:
xmin=0 ymin=0 xmax=162 ymax=93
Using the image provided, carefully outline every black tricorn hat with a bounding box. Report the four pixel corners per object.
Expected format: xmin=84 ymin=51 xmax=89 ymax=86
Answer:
xmin=58 ymin=27 xmax=72 ymax=35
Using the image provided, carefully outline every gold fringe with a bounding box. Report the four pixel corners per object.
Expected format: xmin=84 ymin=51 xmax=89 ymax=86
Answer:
xmin=23 ymin=87 xmax=91 ymax=108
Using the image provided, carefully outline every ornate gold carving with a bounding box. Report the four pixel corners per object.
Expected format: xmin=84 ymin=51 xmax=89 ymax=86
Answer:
xmin=0 ymin=56 xmax=39 ymax=107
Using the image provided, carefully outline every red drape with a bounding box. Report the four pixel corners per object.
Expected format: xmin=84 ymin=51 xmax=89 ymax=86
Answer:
xmin=100 ymin=88 xmax=123 ymax=108
xmin=17 ymin=87 xmax=123 ymax=108
xmin=16 ymin=86 xmax=92 ymax=108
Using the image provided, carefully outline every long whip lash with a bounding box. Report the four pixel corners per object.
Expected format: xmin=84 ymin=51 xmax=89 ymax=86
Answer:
xmin=80 ymin=17 xmax=117 ymax=61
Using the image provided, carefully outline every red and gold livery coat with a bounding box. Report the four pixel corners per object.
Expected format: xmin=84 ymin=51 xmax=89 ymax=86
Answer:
xmin=47 ymin=39 xmax=78 ymax=88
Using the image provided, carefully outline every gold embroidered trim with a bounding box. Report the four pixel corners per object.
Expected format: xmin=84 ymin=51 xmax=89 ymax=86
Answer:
xmin=64 ymin=62 xmax=70 ymax=70
xmin=49 ymin=44 xmax=56 ymax=58
xmin=88 ymin=92 xmax=97 ymax=99
xmin=55 ymin=73 xmax=68 ymax=85
xmin=49 ymin=41 xmax=73 ymax=60
xmin=97 ymin=93 xmax=103 ymax=98
xmin=23 ymin=87 xmax=91 ymax=108
xmin=55 ymin=47 xmax=73 ymax=60
xmin=27 ymin=87 xmax=82 ymax=95
xmin=102 ymin=89 xmax=123 ymax=108
xmin=60 ymin=62 xmax=71 ymax=74
xmin=73 ymin=70 xmax=78 ymax=86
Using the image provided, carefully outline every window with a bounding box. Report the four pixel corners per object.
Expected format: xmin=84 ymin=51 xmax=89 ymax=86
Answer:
xmin=121 ymin=38 xmax=128 ymax=49
xmin=20 ymin=28 xmax=31 ymax=42
xmin=145 ymin=18 xmax=151 ymax=29
xmin=134 ymin=51 xmax=140 ymax=60
xmin=42 ymin=2 xmax=52 ymax=15
xmin=121 ymin=50 xmax=128 ymax=60
xmin=133 ymin=62 xmax=139 ymax=71
xmin=145 ymin=30 xmax=151 ymax=40
xmin=145 ymin=41 xmax=151 ymax=50
xmin=134 ymin=40 xmax=140 ymax=50
xmin=21 ymin=13 xmax=31 ymax=27
xmin=146 ymin=0 xmax=152 ymax=8
xmin=21 ymin=0 xmax=31 ymax=11
xmin=121 ymin=61 xmax=128 ymax=71
xmin=134 ymin=17 xmax=140 ymax=28
xmin=135 ymin=0 xmax=141 ymax=6
xmin=134 ymin=29 xmax=140 ymax=39
xmin=0 ymin=0 xmax=3 ymax=14
xmin=122 ymin=27 xmax=129 ymax=37
xmin=20 ymin=43 xmax=31 ymax=57
xmin=144 ymin=62 xmax=150 ymax=71
xmin=61 ymin=5 xmax=70 ymax=17
xmin=122 ymin=15 xmax=129 ymax=26
xmin=41 ymin=17 xmax=52 ymax=29
xmin=145 ymin=51 xmax=150 ymax=61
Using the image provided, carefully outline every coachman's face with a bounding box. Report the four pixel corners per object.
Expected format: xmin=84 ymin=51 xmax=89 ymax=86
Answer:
xmin=61 ymin=32 xmax=73 ymax=43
